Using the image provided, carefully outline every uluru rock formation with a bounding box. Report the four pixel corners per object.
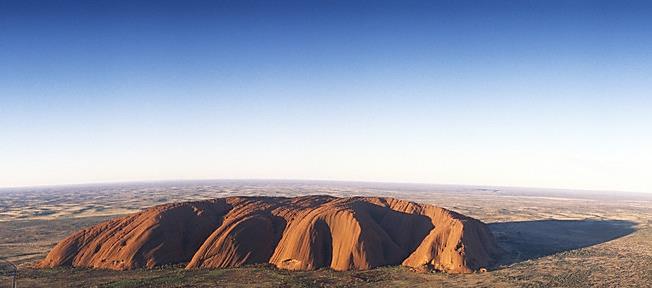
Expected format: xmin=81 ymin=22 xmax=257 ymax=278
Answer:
xmin=38 ymin=196 xmax=501 ymax=273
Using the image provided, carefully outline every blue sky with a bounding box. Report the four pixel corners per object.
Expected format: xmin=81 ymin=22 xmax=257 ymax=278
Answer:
xmin=1 ymin=0 xmax=651 ymax=192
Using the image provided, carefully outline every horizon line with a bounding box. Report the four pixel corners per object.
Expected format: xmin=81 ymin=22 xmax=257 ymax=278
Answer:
xmin=1 ymin=177 xmax=649 ymax=195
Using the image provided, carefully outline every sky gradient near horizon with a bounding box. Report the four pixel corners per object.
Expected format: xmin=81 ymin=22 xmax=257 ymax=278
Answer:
xmin=1 ymin=0 xmax=651 ymax=192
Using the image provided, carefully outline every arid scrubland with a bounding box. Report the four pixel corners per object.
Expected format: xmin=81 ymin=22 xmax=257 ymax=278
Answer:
xmin=1 ymin=181 xmax=650 ymax=287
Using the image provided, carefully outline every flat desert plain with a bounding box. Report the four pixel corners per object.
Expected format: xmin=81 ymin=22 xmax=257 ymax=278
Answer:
xmin=1 ymin=180 xmax=651 ymax=287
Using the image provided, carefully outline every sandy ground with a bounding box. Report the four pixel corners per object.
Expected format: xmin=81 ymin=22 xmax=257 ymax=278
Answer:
xmin=1 ymin=180 xmax=651 ymax=287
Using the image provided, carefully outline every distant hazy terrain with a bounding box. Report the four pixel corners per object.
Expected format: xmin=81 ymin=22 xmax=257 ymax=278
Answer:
xmin=2 ymin=180 xmax=650 ymax=222
xmin=1 ymin=181 xmax=651 ymax=287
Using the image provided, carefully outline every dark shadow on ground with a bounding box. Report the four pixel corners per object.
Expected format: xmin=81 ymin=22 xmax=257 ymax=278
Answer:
xmin=489 ymin=219 xmax=637 ymax=267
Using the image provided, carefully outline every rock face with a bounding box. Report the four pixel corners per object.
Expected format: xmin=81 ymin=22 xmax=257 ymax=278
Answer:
xmin=38 ymin=196 xmax=500 ymax=273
